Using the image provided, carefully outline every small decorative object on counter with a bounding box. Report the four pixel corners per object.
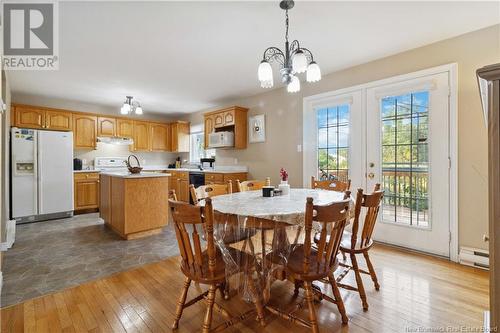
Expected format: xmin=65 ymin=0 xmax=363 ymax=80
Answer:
xmin=125 ymin=155 xmax=143 ymax=174
xmin=278 ymin=167 xmax=290 ymax=195
xmin=175 ymin=156 xmax=181 ymax=168
xmin=273 ymin=189 xmax=283 ymax=196
xmin=262 ymin=186 xmax=275 ymax=197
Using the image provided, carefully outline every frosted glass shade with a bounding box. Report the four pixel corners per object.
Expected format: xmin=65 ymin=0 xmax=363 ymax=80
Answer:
xmin=260 ymin=79 xmax=273 ymax=89
xmin=306 ymin=61 xmax=321 ymax=82
xmin=292 ymin=50 xmax=307 ymax=73
xmin=121 ymin=103 xmax=130 ymax=114
xmin=287 ymin=75 xmax=300 ymax=93
xmin=135 ymin=106 xmax=143 ymax=115
xmin=258 ymin=61 xmax=273 ymax=82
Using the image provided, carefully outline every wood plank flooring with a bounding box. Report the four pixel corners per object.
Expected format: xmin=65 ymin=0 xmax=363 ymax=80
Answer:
xmin=1 ymin=244 xmax=489 ymax=332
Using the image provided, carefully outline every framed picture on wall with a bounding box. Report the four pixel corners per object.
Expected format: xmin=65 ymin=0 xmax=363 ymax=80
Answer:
xmin=249 ymin=114 xmax=266 ymax=143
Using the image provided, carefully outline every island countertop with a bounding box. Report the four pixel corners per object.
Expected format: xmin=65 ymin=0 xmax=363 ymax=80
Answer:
xmin=99 ymin=171 xmax=171 ymax=179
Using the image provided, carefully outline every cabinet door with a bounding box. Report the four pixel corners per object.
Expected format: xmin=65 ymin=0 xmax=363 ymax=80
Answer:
xmin=73 ymin=115 xmax=97 ymax=149
xmin=169 ymin=172 xmax=179 ymax=195
xmin=97 ymin=117 xmax=116 ymax=137
xmin=13 ymin=105 xmax=44 ymax=129
xmin=150 ymin=123 xmax=170 ymax=151
xmin=74 ymin=180 xmax=100 ymax=210
xmin=45 ymin=110 xmax=72 ymax=131
xmin=133 ymin=121 xmax=151 ymax=151
xmin=223 ymin=110 xmax=235 ymax=126
xmin=213 ymin=113 xmax=224 ymax=128
xmin=204 ymin=116 xmax=214 ymax=149
xmin=171 ymin=122 xmax=190 ymax=152
xmin=116 ymin=119 xmax=134 ymax=138
xmin=179 ymin=179 xmax=190 ymax=202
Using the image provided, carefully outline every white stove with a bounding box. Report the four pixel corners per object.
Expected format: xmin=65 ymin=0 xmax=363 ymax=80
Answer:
xmin=94 ymin=157 xmax=128 ymax=172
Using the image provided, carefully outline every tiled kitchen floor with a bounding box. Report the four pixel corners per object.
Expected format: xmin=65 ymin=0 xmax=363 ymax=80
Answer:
xmin=1 ymin=213 xmax=179 ymax=307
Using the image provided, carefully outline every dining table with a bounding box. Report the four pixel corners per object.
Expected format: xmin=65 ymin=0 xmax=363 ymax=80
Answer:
xmin=200 ymin=188 xmax=352 ymax=305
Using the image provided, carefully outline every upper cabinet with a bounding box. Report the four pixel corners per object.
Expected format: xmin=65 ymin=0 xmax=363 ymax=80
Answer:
xmin=74 ymin=115 xmax=97 ymax=149
xmin=150 ymin=123 xmax=170 ymax=152
xmin=132 ymin=121 xmax=151 ymax=152
xmin=13 ymin=105 xmax=72 ymax=131
xmin=97 ymin=117 xmax=116 ymax=137
xmin=116 ymin=119 xmax=134 ymax=138
xmin=170 ymin=121 xmax=190 ymax=152
xmin=203 ymin=106 xmax=248 ymax=149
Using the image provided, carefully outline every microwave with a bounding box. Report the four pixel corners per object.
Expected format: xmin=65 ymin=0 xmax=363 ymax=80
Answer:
xmin=208 ymin=131 xmax=234 ymax=148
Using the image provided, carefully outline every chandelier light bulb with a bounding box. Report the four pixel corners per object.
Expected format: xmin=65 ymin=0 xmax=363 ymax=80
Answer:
xmin=287 ymin=75 xmax=300 ymax=93
xmin=306 ymin=61 xmax=321 ymax=82
xmin=135 ymin=106 xmax=143 ymax=115
xmin=292 ymin=50 xmax=308 ymax=73
xmin=258 ymin=61 xmax=273 ymax=82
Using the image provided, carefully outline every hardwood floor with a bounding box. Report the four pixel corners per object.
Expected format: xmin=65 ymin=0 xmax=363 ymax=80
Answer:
xmin=1 ymin=244 xmax=488 ymax=332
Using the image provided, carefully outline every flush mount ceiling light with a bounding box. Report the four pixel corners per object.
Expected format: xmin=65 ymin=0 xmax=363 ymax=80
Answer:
xmin=120 ymin=96 xmax=143 ymax=115
xmin=258 ymin=0 xmax=321 ymax=93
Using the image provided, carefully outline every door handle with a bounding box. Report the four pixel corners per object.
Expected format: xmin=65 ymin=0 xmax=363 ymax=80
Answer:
xmin=368 ymin=172 xmax=375 ymax=179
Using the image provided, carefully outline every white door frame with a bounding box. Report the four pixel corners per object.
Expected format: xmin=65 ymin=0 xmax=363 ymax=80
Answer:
xmin=303 ymin=63 xmax=458 ymax=262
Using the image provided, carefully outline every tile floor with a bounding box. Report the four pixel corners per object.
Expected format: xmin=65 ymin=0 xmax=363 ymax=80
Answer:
xmin=1 ymin=213 xmax=179 ymax=307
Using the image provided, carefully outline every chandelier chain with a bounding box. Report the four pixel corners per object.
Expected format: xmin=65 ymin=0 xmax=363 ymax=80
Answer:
xmin=285 ymin=9 xmax=289 ymax=43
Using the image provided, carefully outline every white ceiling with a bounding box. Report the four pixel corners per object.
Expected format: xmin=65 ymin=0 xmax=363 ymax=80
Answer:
xmin=8 ymin=1 xmax=500 ymax=115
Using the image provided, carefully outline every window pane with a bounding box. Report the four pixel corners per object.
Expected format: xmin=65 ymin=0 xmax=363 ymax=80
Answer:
xmin=318 ymin=128 xmax=328 ymax=148
xmin=327 ymin=148 xmax=338 ymax=170
xmin=327 ymin=108 xmax=337 ymax=126
xmin=327 ymin=127 xmax=338 ymax=147
xmin=338 ymin=105 xmax=349 ymax=125
xmin=317 ymin=108 xmax=327 ymax=128
xmin=381 ymin=91 xmax=430 ymax=228
xmin=338 ymin=125 xmax=349 ymax=148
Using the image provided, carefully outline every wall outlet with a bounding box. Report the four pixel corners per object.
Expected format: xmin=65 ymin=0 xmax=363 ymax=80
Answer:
xmin=234 ymin=158 xmax=238 ymax=165
xmin=297 ymin=144 xmax=302 ymax=152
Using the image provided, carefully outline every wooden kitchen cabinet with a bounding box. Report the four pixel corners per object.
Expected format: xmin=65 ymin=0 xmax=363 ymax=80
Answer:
xmin=132 ymin=121 xmax=151 ymax=151
xmin=203 ymin=106 xmax=248 ymax=149
xmin=168 ymin=171 xmax=189 ymax=202
xmin=73 ymin=114 xmax=97 ymax=149
xmin=116 ymin=119 xmax=134 ymax=138
xmin=74 ymin=172 xmax=100 ymax=211
xmin=204 ymin=172 xmax=247 ymax=191
xmin=204 ymin=115 xmax=214 ymax=149
xmin=45 ymin=110 xmax=73 ymax=131
xmin=97 ymin=117 xmax=116 ymax=137
xmin=12 ymin=105 xmax=45 ymax=129
xmin=170 ymin=121 xmax=190 ymax=152
xmin=150 ymin=123 xmax=170 ymax=151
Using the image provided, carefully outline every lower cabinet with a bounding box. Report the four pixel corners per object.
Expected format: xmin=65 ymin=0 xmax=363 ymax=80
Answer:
xmin=74 ymin=172 xmax=100 ymax=211
xmin=168 ymin=171 xmax=190 ymax=202
xmin=204 ymin=172 xmax=247 ymax=191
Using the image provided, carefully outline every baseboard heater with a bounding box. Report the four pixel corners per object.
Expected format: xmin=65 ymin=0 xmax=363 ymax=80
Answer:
xmin=459 ymin=246 xmax=489 ymax=270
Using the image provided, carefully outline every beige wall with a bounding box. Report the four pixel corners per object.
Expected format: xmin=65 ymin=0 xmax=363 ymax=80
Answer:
xmin=184 ymin=25 xmax=500 ymax=250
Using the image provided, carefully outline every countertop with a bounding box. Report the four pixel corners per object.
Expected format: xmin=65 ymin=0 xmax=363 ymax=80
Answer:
xmin=100 ymin=172 xmax=171 ymax=179
xmin=73 ymin=166 xmax=248 ymax=174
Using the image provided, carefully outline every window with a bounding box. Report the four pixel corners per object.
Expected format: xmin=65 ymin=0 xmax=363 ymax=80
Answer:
xmin=190 ymin=132 xmax=215 ymax=163
xmin=316 ymin=105 xmax=350 ymax=181
xmin=381 ymin=91 xmax=429 ymax=227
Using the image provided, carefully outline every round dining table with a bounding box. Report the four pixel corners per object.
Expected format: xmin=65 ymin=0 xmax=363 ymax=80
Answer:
xmin=200 ymin=188 xmax=351 ymax=306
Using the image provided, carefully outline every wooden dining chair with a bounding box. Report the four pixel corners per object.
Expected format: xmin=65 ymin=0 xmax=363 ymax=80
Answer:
xmin=169 ymin=189 xmax=178 ymax=201
xmin=336 ymin=184 xmax=384 ymax=310
xmin=265 ymin=197 xmax=351 ymax=331
xmin=190 ymin=181 xmax=233 ymax=204
xmin=311 ymin=176 xmax=351 ymax=192
xmin=169 ymin=198 xmax=265 ymax=332
xmin=236 ymin=180 xmax=267 ymax=192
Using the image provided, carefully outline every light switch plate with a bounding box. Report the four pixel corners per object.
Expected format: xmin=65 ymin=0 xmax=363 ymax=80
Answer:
xmin=297 ymin=144 xmax=302 ymax=152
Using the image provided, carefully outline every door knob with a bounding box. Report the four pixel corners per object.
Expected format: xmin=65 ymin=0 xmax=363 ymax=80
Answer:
xmin=368 ymin=172 xmax=375 ymax=179
xmin=369 ymin=162 xmax=375 ymax=168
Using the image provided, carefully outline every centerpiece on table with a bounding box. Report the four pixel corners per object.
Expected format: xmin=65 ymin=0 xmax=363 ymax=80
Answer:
xmin=278 ymin=168 xmax=290 ymax=195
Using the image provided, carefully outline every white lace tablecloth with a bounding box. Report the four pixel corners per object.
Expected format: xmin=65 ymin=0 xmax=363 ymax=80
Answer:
xmin=206 ymin=188 xmax=348 ymax=226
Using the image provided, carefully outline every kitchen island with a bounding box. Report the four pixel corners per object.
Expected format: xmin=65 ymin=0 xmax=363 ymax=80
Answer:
xmin=99 ymin=172 xmax=170 ymax=240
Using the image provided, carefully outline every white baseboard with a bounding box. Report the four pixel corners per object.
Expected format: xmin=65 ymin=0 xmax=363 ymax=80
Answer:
xmin=0 ymin=220 xmax=16 ymax=251
xmin=0 ymin=271 xmax=3 ymax=295
xmin=459 ymin=246 xmax=489 ymax=270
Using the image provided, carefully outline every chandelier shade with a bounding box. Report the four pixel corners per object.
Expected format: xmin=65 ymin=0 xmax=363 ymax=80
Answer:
xmin=306 ymin=61 xmax=321 ymax=82
xmin=120 ymin=96 xmax=143 ymax=115
xmin=257 ymin=0 xmax=321 ymax=93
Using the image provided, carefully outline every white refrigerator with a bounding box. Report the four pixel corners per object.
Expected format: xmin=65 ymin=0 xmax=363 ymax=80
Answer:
xmin=11 ymin=128 xmax=74 ymax=223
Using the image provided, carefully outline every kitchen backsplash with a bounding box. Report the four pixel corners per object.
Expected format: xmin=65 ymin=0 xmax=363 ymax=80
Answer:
xmin=74 ymin=143 xmax=189 ymax=169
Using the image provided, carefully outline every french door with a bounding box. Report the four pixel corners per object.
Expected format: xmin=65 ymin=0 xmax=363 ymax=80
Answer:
xmin=366 ymin=72 xmax=450 ymax=257
xmin=305 ymin=68 xmax=453 ymax=258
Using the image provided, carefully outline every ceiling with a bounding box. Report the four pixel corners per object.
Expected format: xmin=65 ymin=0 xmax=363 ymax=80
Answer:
xmin=8 ymin=1 xmax=500 ymax=115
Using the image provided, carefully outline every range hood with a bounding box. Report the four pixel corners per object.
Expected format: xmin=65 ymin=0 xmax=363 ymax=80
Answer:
xmin=97 ymin=136 xmax=134 ymax=145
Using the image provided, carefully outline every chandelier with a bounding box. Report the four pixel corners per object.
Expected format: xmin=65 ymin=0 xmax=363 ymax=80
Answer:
xmin=258 ymin=0 xmax=321 ymax=93
xmin=120 ymin=96 xmax=143 ymax=115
